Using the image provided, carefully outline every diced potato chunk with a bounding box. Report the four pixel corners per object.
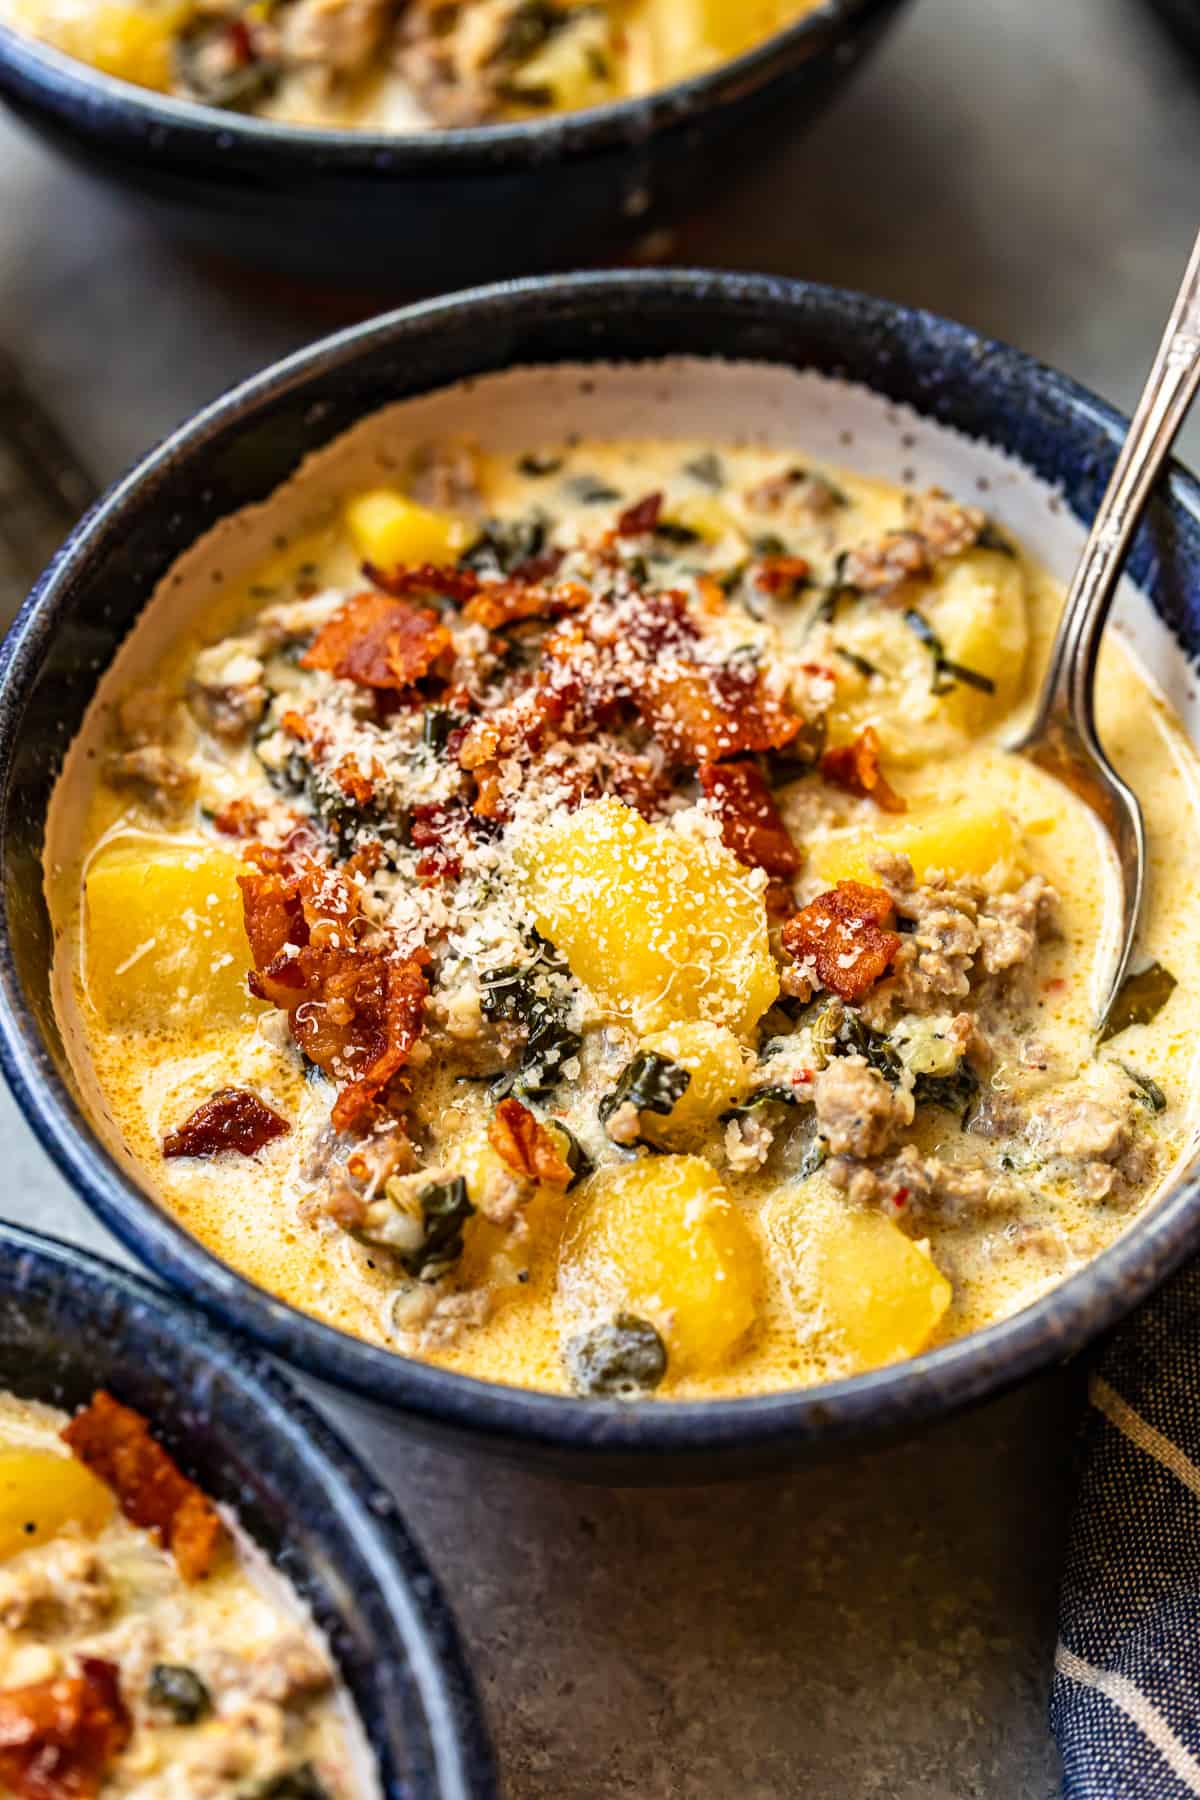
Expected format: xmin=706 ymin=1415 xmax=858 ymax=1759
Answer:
xmin=84 ymin=839 xmax=258 ymax=1030
xmin=515 ymin=799 xmax=778 ymax=1035
xmin=638 ymin=1022 xmax=749 ymax=1146
xmin=343 ymin=489 xmax=470 ymax=571
xmin=0 ymin=1450 xmax=113 ymax=1560
xmin=809 ymin=804 xmax=1024 ymax=888
xmin=12 ymin=0 xmax=192 ymax=89
xmin=765 ymin=1178 xmax=951 ymax=1370
xmin=560 ymin=1156 xmax=760 ymax=1374
xmin=634 ymin=0 xmax=795 ymax=80
xmin=930 ymin=550 xmax=1029 ymax=733
xmin=454 ymin=1129 xmax=562 ymax=1289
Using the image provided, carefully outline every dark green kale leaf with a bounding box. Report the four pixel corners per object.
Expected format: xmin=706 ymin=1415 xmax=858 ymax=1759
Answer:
xmin=902 ymin=607 xmax=995 ymax=696
xmin=683 ymin=451 xmax=726 ymax=490
xmin=912 ymin=1060 xmax=980 ymax=1121
xmin=461 ymin=513 xmax=551 ymax=577
xmin=599 ymin=1053 xmax=690 ymax=1128
xmin=1118 ymin=1062 xmax=1167 ymax=1115
xmin=480 ymin=958 xmax=582 ymax=1097
xmin=518 ymin=453 xmax=564 ymax=478
xmin=565 ymin=474 xmax=623 ymax=505
xmin=565 ymin=1314 xmax=668 ymax=1397
xmin=398 ymin=1179 xmax=475 ymax=1282
xmin=248 ymin=1768 xmax=330 ymax=1800
xmin=147 ymin=1664 xmax=211 ymax=1725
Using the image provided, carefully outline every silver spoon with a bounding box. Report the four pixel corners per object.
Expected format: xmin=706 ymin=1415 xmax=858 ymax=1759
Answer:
xmin=1015 ymin=227 xmax=1200 ymax=1035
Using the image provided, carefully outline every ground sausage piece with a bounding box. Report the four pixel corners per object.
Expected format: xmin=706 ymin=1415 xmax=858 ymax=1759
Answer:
xmin=1034 ymin=1096 xmax=1130 ymax=1163
xmin=813 ymin=1055 xmax=914 ymax=1158
xmin=976 ymin=875 xmax=1057 ymax=974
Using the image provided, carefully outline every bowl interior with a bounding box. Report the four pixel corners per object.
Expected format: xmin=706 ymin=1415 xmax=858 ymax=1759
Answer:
xmin=4 ymin=271 xmax=1200 ymax=1469
xmin=0 ymin=1222 xmax=495 ymax=1797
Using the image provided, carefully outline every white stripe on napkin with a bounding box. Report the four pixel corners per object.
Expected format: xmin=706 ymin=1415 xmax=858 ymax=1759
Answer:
xmin=1090 ymin=1375 xmax=1200 ymax=1503
xmin=1055 ymin=1645 xmax=1200 ymax=1794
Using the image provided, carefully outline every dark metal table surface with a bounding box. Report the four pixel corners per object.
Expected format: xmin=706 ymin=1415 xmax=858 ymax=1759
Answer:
xmin=1 ymin=0 xmax=1198 ymax=1791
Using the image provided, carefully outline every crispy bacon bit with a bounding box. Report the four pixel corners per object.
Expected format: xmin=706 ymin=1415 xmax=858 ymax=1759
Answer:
xmin=488 ymin=1098 xmax=574 ymax=1187
xmin=820 ymin=726 xmax=907 ymax=813
xmin=362 ymin=561 xmax=481 ymax=606
xmin=615 ymin=492 xmax=663 ymax=537
xmin=698 ymin=761 xmax=799 ymax=877
xmin=162 ymin=1088 xmax=290 ymax=1160
xmin=0 ymin=1658 xmax=130 ymax=1800
xmin=331 ymin=754 xmax=376 ymax=805
xmin=212 ymin=796 xmax=267 ymax=838
xmin=410 ymin=802 xmax=465 ymax=883
xmin=300 ymin=591 xmax=453 ymax=691
xmin=781 ymin=881 xmax=901 ymax=1002
xmin=62 ymin=1394 xmax=224 ymax=1583
xmin=279 ymin=707 xmax=314 ymax=741
xmin=511 ymin=546 xmax=566 ymax=583
xmin=238 ymin=844 xmax=427 ymax=1132
xmin=637 ymin=658 xmax=803 ymax=765
xmin=461 ymin=578 xmax=588 ymax=632
xmin=754 ymin=555 xmax=811 ymax=596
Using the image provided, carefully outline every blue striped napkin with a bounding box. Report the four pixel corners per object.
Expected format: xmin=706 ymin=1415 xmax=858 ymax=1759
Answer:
xmin=1053 ymin=1263 xmax=1200 ymax=1796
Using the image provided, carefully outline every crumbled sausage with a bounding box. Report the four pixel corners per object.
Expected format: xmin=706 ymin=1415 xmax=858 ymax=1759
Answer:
xmin=812 ymin=1055 xmax=913 ymax=1158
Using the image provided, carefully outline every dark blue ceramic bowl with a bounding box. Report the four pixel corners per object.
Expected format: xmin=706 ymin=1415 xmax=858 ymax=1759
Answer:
xmin=0 ymin=1221 xmax=496 ymax=1796
xmin=1 ymin=270 xmax=1199 ymax=1482
xmin=0 ymin=0 xmax=910 ymax=287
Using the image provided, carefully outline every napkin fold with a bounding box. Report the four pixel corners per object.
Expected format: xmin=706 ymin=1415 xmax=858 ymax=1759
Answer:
xmin=1053 ymin=1262 xmax=1200 ymax=1797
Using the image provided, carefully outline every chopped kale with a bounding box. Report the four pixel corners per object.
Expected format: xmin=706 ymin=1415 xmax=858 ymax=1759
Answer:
xmin=461 ymin=513 xmax=550 ymax=576
xmin=902 ymin=608 xmax=995 ymax=696
xmin=518 ymin=453 xmax=564 ymax=477
xmin=565 ymin=474 xmax=622 ymax=505
xmin=480 ymin=958 xmax=582 ymax=1097
xmin=1118 ymin=1062 xmax=1167 ymax=1115
xmin=763 ymin=716 xmax=827 ymax=784
xmin=795 ymin=1127 xmax=828 ymax=1180
xmin=599 ymin=1052 xmax=691 ymax=1128
xmin=1100 ymin=960 xmax=1178 ymax=1043
xmin=147 ymin=1664 xmax=211 ymax=1725
xmin=653 ymin=519 xmax=702 ymax=546
xmin=751 ymin=532 xmax=788 ymax=558
xmin=720 ymin=1084 xmax=801 ymax=1123
xmin=486 ymin=0 xmax=569 ymax=65
xmin=422 ymin=706 xmax=463 ymax=756
xmin=270 ymin=749 xmax=380 ymax=855
xmin=565 ymin=1313 xmax=668 ymax=1398
xmin=912 ymin=1060 xmax=980 ymax=1121
xmin=398 ymin=1179 xmax=475 ymax=1282
xmin=174 ymin=18 xmax=279 ymax=111
xmin=543 ymin=1120 xmax=593 ymax=1189
xmin=249 ymin=1768 xmax=330 ymax=1800
xmin=684 ymin=451 xmax=726 ymax=490
xmin=976 ymin=520 xmax=1016 ymax=556
xmin=833 ymin=644 xmax=880 ymax=679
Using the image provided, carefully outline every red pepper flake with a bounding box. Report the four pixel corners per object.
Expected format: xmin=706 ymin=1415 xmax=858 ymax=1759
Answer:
xmin=0 ymin=1658 xmax=131 ymax=1800
xmin=820 ymin=725 xmax=907 ymax=814
xmin=893 ymin=1186 xmax=910 ymax=1208
xmin=62 ymin=1394 xmax=225 ymax=1582
xmin=754 ymin=555 xmax=811 ymax=596
xmin=615 ymin=491 xmax=663 ymax=537
xmin=162 ymin=1088 xmax=290 ymax=1160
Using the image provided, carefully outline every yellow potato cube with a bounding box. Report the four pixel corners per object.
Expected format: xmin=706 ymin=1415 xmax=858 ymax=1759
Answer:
xmin=453 ymin=1128 xmax=565 ymax=1290
xmin=13 ymin=0 xmax=193 ymax=89
xmin=84 ymin=838 xmax=258 ymax=1030
xmin=515 ymin=799 xmax=778 ymax=1035
xmin=765 ymin=1179 xmax=951 ymax=1370
xmin=0 ymin=1450 xmax=113 ymax=1560
xmin=560 ymin=1156 xmax=760 ymax=1374
xmin=343 ymin=489 xmax=470 ymax=571
xmin=638 ymin=1022 xmax=749 ymax=1146
xmin=634 ymin=0 xmax=793 ymax=80
xmin=929 ymin=549 xmax=1029 ymax=732
xmin=809 ymin=804 xmax=1024 ymax=888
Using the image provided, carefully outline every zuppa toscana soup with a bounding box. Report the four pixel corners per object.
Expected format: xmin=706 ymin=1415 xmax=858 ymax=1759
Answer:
xmin=1 ymin=0 xmax=823 ymax=128
xmin=46 ymin=430 xmax=1200 ymax=1401
xmin=0 ymin=1390 xmax=369 ymax=1797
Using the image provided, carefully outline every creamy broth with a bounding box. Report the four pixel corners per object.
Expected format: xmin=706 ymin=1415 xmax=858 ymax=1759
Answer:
xmin=0 ymin=1391 xmax=372 ymax=1797
xmin=1 ymin=0 xmax=822 ymax=129
xmin=45 ymin=417 xmax=1200 ymax=1403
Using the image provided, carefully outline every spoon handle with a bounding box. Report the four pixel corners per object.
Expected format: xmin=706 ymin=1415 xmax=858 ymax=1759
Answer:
xmin=1029 ymin=227 xmax=1200 ymax=741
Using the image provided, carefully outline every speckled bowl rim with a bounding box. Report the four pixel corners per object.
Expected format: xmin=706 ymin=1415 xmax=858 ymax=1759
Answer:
xmin=2 ymin=268 xmax=1200 ymax=1463
xmin=0 ymin=1219 xmax=497 ymax=1796
xmin=0 ymin=0 xmax=903 ymax=164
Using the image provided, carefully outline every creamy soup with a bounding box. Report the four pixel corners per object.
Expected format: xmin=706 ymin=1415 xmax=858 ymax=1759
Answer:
xmin=45 ymin=425 xmax=1200 ymax=1402
xmin=1 ymin=0 xmax=821 ymax=128
xmin=0 ymin=1390 xmax=370 ymax=1797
